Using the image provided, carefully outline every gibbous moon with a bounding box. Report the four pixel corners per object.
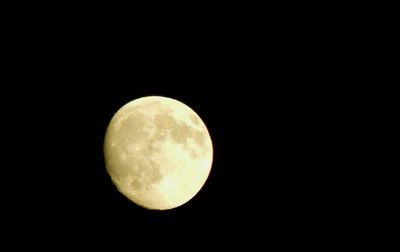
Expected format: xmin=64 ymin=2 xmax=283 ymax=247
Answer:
xmin=104 ymin=96 xmax=213 ymax=210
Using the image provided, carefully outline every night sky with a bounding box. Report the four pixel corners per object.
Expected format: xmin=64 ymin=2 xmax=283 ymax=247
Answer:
xmin=3 ymin=10 xmax=351 ymax=247
xmin=6 ymin=72 xmax=338 ymax=242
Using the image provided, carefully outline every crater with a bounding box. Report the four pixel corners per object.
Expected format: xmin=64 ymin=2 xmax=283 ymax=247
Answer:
xmin=106 ymin=150 xmax=132 ymax=179
xmin=153 ymin=131 xmax=167 ymax=142
xmin=190 ymin=149 xmax=198 ymax=158
xmin=171 ymin=122 xmax=194 ymax=144
xmin=194 ymin=131 xmax=206 ymax=147
xmin=119 ymin=113 xmax=148 ymax=140
xmin=130 ymin=160 xmax=163 ymax=191
xmin=190 ymin=114 xmax=200 ymax=125
xmin=145 ymin=161 xmax=163 ymax=183
xmin=130 ymin=179 xmax=143 ymax=190
xmin=155 ymin=113 xmax=177 ymax=130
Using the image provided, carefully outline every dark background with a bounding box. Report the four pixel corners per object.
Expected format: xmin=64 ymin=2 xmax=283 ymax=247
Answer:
xmin=1 ymin=6 xmax=364 ymax=247
xmin=5 ymin=60 xmax=341 ymax=244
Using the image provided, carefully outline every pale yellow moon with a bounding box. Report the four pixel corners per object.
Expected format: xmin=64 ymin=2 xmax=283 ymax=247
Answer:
xmin=104 ymin=96 xmax=213 ymax=210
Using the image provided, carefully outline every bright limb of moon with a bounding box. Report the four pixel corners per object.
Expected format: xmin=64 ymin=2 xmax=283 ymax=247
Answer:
xmin=104 ymin=96 xmax=213 ymax=210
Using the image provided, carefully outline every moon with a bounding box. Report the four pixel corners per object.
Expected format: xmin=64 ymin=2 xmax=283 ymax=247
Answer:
xmin=104 ymin=96 xmax=213 ymax=210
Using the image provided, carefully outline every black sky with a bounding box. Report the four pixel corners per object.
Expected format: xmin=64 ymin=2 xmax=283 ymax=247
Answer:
xmin=2 ymin=8 xmax=355 ymax=247
xmin=6 ymin=69 xmax=339 ymax=242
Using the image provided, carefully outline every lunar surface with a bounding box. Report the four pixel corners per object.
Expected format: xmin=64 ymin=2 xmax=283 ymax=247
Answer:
xmin=104 ymin=96 xmax=213 ymax=210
